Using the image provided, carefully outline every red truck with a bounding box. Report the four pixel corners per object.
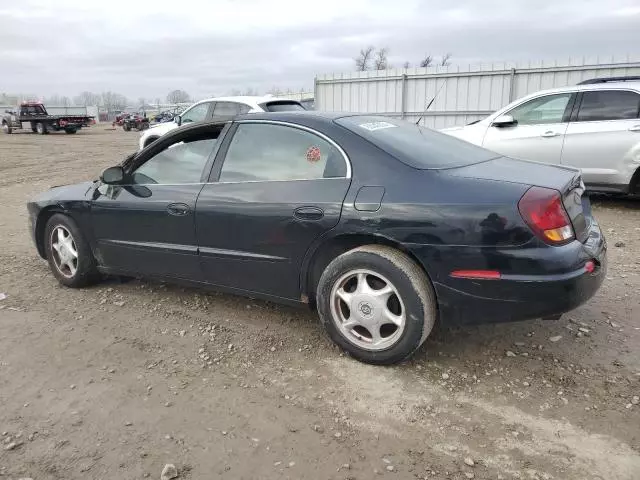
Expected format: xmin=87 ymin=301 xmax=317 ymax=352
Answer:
xmin=2 ymin=102 xmax=94 ymax=135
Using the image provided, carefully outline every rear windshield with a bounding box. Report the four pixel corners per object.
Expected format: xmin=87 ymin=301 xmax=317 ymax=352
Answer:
xmin=261 ymin=101 xmax=306 ymax=112
xmin=336 ymin=115 xmax=497 ymax=169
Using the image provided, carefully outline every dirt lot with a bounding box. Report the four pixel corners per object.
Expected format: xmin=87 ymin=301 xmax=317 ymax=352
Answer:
xmin=0 ymin=128 xmax=639 ymax=480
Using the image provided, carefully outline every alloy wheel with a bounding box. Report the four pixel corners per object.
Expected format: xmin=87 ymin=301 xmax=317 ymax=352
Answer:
xmin=330 ymin=269 xmax=406 ymax=351
xmin=50 ymin=225 xmax=79 ymax=278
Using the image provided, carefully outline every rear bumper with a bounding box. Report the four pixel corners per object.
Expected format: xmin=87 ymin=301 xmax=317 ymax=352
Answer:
xmin=411 ymin=222 xmax=607 ymax=325
xmin=434 ymin=258 xmax=606 ymax=324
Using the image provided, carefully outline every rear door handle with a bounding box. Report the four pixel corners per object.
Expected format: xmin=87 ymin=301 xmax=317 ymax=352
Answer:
xmin=167 ymin=203 xmax=190 ymax=216
xmin=629 ymin=125 xmax=640 ymax=132
xmin=541 ymin=131 xmax=560 ymax=138
xmin=293 ymin=206 xmax=324 ymax=221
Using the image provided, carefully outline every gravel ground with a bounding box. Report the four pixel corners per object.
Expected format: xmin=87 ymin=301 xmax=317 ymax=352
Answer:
xmin=0 ymin=128 xmax=639 ymax=480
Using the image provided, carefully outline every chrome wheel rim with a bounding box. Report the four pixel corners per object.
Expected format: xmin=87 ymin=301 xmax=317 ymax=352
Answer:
xmin=2 ymin=124 xmax=8 ymax=133
xmin=50 ymin=226 xmax=78 ymax=278
xmin=330 ymin=269 xmax=406 ymax=351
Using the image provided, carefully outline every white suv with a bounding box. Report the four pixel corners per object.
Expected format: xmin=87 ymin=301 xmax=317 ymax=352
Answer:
xmin=139 ymin=95 xmax=304 ymax=150
xmin=442 ymin=77 xmax=640 ymax=194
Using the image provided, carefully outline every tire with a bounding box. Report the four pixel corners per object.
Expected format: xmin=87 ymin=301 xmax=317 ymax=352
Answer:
xmin=44 ymin=214 xmax=99 ymax=288
xmin=316 ymin=245 xmax=437 ymax=365
xmin=31 ymin=123 xmax=37 ymax=133
xmin=65 ymin=128 xmax=77 ymax=134
xmin=2 ymin=122 xmax=11 ymax=134
xmin=123 ymin=123 xmax=131 ymax=132
xmin=36 ymin=122 xmax=47 ymax=135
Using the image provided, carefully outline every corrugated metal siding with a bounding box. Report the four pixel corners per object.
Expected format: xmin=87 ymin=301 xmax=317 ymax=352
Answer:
xmin=315 ymin=56 xmax=640 ymax=129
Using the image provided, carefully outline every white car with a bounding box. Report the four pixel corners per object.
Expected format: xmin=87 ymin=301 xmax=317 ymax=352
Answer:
xmin=442 ymin=77 xmax=640 ymax=194
xmin=139 ymin=95 xmax=304 ymax=150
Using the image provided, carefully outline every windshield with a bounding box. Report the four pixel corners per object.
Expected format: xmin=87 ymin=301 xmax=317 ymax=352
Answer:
xmin=336 ymin=115 xmax=497 ymax=169
xmin=261 ymin=101 xmax=306 ymax=112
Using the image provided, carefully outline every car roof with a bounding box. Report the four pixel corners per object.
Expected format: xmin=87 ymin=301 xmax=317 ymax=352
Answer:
xmin=520 ymin=80 xmax=640 ymax=97
xmin=190 ymin=95 xmax=302 ymax=108
xmin=235 ymin=110 xmax=349 ymax=122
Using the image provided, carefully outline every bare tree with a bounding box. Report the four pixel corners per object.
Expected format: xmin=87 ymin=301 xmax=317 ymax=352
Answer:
xmin=74 ymin=91 xmax=101 ymax=106
xmin=374 ymin=47 xmax=390 ymax=70
xmin=45 ymin=94 xmax=62 ymax=105
xmin=166 ymin=89 xmax=190 ymax=104
xmin=355 ymin=46 xmax=375 ymax=71
xmin=0 ymin=92 xmax=19 ymax=105
xmin=420 ymin=55 xmax=433 ymax=68
xmin=101 ymin=91 xmax=128 ymax=112
xmin=440 ymin=53 xmax=452 ymax=66
xmin=243 ymin=87 xmax=258 ymax=96
xmin=60 ymin=96 xmax=71 ymax=107
xmin=403 ymin=61 xmax=411 ymax=69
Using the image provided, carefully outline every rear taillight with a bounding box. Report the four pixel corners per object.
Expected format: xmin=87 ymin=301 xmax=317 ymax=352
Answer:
xmin=518 ymin=186 xmax=574 ymax=245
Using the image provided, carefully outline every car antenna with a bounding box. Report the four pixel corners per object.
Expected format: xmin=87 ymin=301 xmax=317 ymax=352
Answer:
xmin=415 ymin=79 xmax=447 ymax=125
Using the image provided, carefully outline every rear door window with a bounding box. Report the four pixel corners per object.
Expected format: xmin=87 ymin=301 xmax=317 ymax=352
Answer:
xmin=218 ymin=123 xmax=347 ymax=182
xmin=336 ymin=116 xmax=496 ymax=169
xmin=576 ymin=90 xmax=640 ymax=121
xmin=213 ymin=102 xmax=243 ymax=117
xmin=260 ymin=101 xmax=305 ymax=112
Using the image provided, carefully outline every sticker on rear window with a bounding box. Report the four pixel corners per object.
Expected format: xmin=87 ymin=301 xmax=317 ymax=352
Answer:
xmin=306 ymin=146 xmax=322 ymax=163
xmin=358 ymin=121 xmax=397 ymax=131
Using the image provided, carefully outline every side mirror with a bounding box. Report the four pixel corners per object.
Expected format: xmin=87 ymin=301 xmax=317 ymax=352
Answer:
xmin=492 ymin=114 xmax=517 ymax=128
xmin=174 ymin=115 xmax=182 ymax=126
xmin=101 ymin=166 xmax=125 ymax=185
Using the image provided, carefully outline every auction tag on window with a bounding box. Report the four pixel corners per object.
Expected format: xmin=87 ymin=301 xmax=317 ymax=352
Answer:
xmin=359 ymin=121 xmax=397 ymax=131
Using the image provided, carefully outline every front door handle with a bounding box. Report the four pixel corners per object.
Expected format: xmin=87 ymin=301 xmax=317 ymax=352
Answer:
xmin=629 ymin=125 xmax=640 ymax=132
xmin=541 ymin=131 xmax=560 ymax=138
xmin=294 ymin=206 xmax=324 ymax=221
xmin=167 ymin=203 xmax=190 ymax=216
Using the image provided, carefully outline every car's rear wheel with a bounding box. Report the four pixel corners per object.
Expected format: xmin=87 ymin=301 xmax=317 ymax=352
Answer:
xmin=44 ymin=214 xmax=99 ymax=288
xmin=123 ymin=123 xmax=131 ymax=132
xmin=36 ymin=122 xmax=47 ymax=135
xmin=317 ymin=245 xmax=436 ymax=365
xmin=65 ymin=128 xmax=77 ymax=134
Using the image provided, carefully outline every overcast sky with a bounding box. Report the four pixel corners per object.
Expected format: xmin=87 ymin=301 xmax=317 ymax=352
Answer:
xmin=1 ymin=0 xmax=639 ymax=101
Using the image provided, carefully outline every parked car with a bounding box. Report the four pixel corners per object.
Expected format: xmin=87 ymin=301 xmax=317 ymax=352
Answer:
xmin=2 ymin=102 xmax=94 ymax=134
xmin=152 ymin=111 xmax=176 ymax=123
xmin=138 ymin=95 xmax=305 ymax=150
xmin=28 ymin=112 xmax=606 ymax=365
xmin=442 ymin=77 xmax=640 ymax=195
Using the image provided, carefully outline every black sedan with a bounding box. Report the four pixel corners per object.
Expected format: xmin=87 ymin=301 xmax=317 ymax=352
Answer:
xmin=27 ymin=112 xmax=606 ymax=365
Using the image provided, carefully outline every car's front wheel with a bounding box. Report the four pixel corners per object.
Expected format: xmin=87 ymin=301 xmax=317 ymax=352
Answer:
xmin=44 ymin=214 xmax=99 ymax=288
xmin=317 ymin=245 xmax=436 ymax=365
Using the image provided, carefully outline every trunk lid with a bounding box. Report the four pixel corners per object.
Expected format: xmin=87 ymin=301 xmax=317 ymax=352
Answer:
xmin=444 ymin=156 xmax=590 ymax=243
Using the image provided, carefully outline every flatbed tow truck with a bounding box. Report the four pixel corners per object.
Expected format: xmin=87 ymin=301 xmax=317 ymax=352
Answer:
xmin=2 ymin=102 xmax=94 ymax=135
